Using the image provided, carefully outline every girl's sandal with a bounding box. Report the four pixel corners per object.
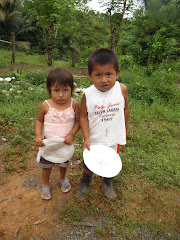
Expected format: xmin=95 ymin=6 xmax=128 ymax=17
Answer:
xmin=60 ymin=178 xmax=71 ymax=193
xmin=40 ymin=185 xmax=51 ymax=200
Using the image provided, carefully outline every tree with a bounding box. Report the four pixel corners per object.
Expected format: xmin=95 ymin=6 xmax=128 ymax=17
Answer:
xmin=142 ymin=0 xmax=174 ymax=9
xmin=26 ymin=0 xmax=88 ymax=66
xmin=99 ymin=0 xmax=134 ymax=51
xmin=131 ymin=0 xmax=180 ymax=69
xmin=0 ymin=0 xmax=34 ymax=63
xmin=68 ymin=8 xmax=109 ymax=66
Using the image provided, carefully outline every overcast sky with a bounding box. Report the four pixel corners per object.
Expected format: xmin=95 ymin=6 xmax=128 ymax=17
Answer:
xmin=87 ymin=0 xmax=143 ymax=15
xmin=87 ymin=0 xmax=106 ymax=13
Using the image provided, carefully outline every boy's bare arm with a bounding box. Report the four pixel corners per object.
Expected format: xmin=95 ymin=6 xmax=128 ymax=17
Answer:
xmin=120 ymin=83 xmax=129 ymax=138
xmin=80 ymin=94 xmax=91 ymax=150
xmin=69 ymin=99 xmax=80 ymax=136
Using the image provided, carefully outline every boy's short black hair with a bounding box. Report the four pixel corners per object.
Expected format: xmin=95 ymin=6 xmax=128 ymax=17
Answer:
xmin=88 ymin=48 xmax=119 ymax=75
xmin=46 ymin=67 xmax=74 ymax=95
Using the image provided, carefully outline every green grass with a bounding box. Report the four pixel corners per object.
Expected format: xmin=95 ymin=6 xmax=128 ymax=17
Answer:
xmin=0 ymin=54 xmax=179 ymax=239
xmin=0 ymin=49 xmax=71 ymax=68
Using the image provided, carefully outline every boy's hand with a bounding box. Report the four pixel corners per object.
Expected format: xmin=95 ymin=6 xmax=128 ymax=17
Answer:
xmin=64 ymin=133 xmax=73 ymax=145
xmin=83 ymin=139 xmax=91 ymax=151
xmin=35 ymin=136 xmax=45 ymax=147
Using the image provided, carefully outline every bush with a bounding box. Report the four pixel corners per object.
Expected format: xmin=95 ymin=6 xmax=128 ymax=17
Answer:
xmin=119 ymin=55 xmax=134 ymax=69
xmin=26 ymin=71 xmax=48 ymax=86
xmin=119 ymin=67 xmax=180 ymax=106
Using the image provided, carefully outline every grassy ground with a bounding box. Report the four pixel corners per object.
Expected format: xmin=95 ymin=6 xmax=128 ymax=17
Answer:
xmin=0 ymin=49 xmax=71 ymax=68
xmin=0 ymin=50 xmax=180 ymax=239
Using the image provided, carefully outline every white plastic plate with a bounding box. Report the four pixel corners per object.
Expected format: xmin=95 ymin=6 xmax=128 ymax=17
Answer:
xmin=83 ymin=145 xmax=122 ymax=177
xmin=39 ymin=138 xmax=75 ymax=163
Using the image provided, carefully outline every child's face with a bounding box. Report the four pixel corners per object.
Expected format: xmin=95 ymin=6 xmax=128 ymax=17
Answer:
xmin=50 ymin=83 xmax=71 ymax=105
xmin=88 ymin=63 xmax=120 ymax=92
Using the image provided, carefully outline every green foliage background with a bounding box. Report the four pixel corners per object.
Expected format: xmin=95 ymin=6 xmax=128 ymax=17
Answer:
xmin=0 ymin=0 xmax=179 ymax=68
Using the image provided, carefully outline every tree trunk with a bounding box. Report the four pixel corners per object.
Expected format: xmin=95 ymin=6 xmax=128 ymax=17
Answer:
xmin=146 ymin=50 xmax=152 ymax=72
xmin=109 ymin=9 xmax=113 ymax=49
xmin=37 ymin=7 xmax=54 ymax=66
xmin=11 ymin=32 xmax=15 ymax=64
xmin=46 ymin=23 xmax=54 ymax=66
xmin=114 ymin=0 xmax=127 ymax=51
xmin=47 ymin=49 xmax=52 ymax=66
xmin=110 ymin=28 xmax=117 ymax=51
xmin=72 ymin=49 xmax=76 ymax=67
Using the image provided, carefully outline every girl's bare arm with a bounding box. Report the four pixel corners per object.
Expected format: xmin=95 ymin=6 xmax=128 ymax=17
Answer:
xmin=35 ymin=102 xmax=47 ymax=147
xmin=64 ymin=99 xmax=80 ymax=145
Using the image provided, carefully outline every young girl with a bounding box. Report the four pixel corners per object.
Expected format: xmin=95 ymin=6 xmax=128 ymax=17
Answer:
xmin=35 ymin=67 xmax=80 ymax=200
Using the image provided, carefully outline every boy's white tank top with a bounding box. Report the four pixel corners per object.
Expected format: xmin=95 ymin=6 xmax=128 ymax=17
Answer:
xmin=85 ymin=81 xmax=126 ymax=146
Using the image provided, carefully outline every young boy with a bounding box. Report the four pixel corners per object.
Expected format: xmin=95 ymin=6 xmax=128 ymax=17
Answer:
xmin=77 ymin=48 xmax=129 ymax=200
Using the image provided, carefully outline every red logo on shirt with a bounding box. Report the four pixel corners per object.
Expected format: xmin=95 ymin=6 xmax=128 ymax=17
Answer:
xmin=94 ymin=104 xmax=105 ymax=110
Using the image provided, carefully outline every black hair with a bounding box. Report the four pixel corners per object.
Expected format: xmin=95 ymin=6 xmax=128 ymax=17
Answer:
xmin=46 ymin=67 xmax=74 ymax=95
xmin=88 ymin=48 xmax=119 ymax=75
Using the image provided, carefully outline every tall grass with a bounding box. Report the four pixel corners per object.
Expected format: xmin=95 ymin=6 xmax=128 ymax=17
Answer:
xmin=118 ymin=67 xmax=180 ymax=188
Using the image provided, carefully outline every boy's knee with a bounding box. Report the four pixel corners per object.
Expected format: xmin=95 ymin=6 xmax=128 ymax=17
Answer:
xmin=83 ymin=168 xmax=92 ymax=175
xmin=83 ymin=161 xmax=92 ymax=175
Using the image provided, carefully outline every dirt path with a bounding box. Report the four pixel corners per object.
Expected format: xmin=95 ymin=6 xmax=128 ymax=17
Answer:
xmin=0 ymin=64 xmax=88 ymax=77
xmin=1 ymin=149 xmax=179 ymax=240
xmin=0 ymin=148 xmax=100 ymax=240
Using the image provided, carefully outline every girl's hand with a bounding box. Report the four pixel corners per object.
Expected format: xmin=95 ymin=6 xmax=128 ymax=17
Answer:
xmin=83 ymin=139 xmax=91 ymax=151
xmin=64 ymin=133 xmax=73 ymax=145
xmin=35 ymin=136 xmax=45 ymax=147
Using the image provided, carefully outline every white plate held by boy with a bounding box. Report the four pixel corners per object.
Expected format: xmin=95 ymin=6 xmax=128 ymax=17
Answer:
xmin=83 ymin=145 xmax=122 ymax=178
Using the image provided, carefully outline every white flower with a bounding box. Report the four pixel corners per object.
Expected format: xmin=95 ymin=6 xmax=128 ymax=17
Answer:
xmin=17 ymin=90 xmax=22 ymax=94
xmin=74 ymin=87 xmax=81 ymax=93
xmin=4 ymin=77 xmax=12 ymax=82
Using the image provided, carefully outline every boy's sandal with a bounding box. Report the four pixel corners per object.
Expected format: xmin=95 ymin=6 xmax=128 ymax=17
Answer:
xmin=40 ymin=185 xmax=51 ymax=200
xmin=60 ymin=178 xmax=71 ymax=193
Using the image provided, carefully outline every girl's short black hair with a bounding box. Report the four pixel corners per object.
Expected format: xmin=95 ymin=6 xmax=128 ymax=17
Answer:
xmin=46 ymin=67 xmax=74 ymax=95
xmin=88 ymin=48 xmax=119 ymax=75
